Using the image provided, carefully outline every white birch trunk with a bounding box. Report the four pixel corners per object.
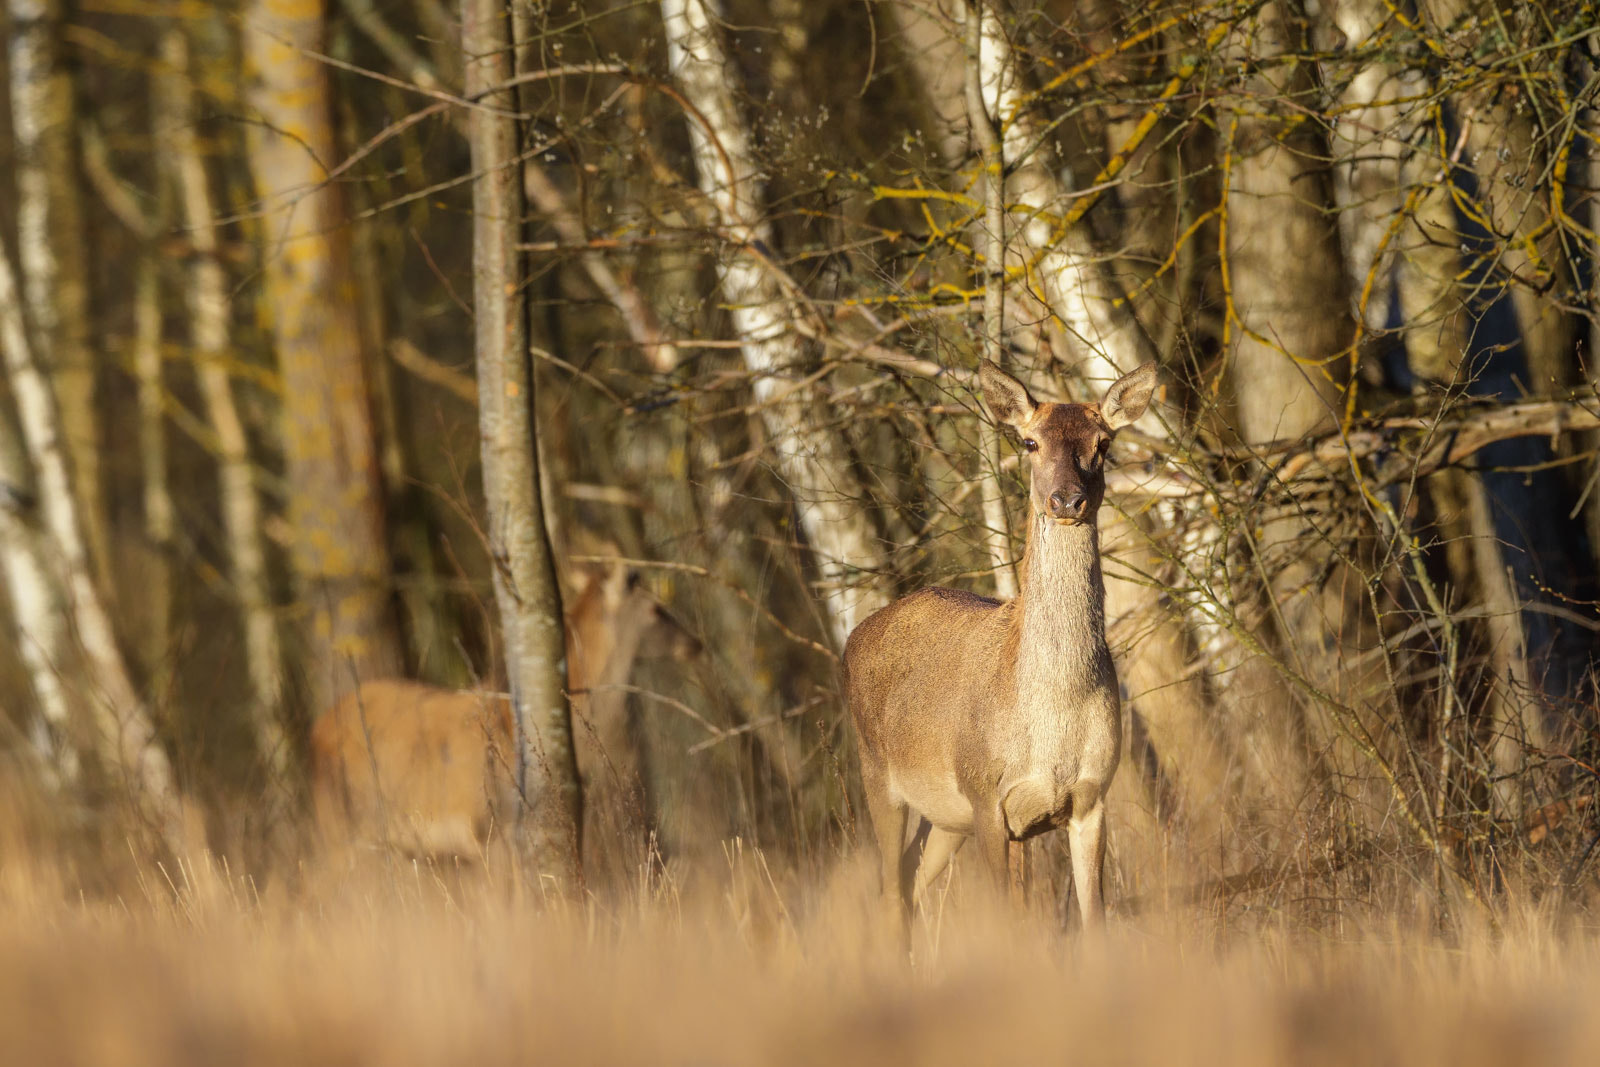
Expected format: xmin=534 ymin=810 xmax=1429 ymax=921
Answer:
xmin=7 ymin=0 xmax=106 ymax=584
xmin=0 ymin=407 xmax=77 ymax=787
xmin=0 ymin=236 xmax=186 ymax=847
xmin=930 ymin=2 xmax=1229 ymax=859
xmin=1416 ymin=0 xmax=1574 ymax=393
xmin=661 ymin=0 xmax=887 ymax=647
xmin=963 ymin=4 xmax=1016 ymax=601
xmin=159 ymin=29 xmax=290 ymax=786
xmin=967 ymin=2 xmax=1160 ymax=395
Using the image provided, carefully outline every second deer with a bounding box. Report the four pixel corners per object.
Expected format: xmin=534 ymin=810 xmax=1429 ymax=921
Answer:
xmin=845 ymin=360 xmax=1157 ymax=937
xmin=311 ymin=558 xmax=700 ymax=871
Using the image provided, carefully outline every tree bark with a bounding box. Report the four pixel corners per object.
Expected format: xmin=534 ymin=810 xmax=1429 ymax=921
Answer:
xmin=0 ymin=234 xmax=187 ymax=848
xmin=131 ymin=256 xmax=173 ymax=688
xmin=1219 ymin=0 xmax=1354 ymax=812
xmin=963 ymin=4 xmax=1016 ymax=600
xmin=1417 ymin=0 xmax=1576 ymax=394
xmin=660 ymin=0 xmax=888 ymax=649
xmin=1588 ymin=45 xmax=1600 ymax=573
xmin=960 ymin=1 xmax=1230 ymax=857
xmin=7 ymin=0 xmax=107 ymax=585
xmin=0 ymin=398 xmax=78 ymax=788
xmin=969 ymin=1 xmax=1161 ymax=392
xmin=161 ymin=28 xmax=292 ymax=789
xmin=1325 ymin=0 xmax=1539 ymax=815
xmin=242 ymin=0 xmax=403 ymax=713
xmin=463 ymin=0 xmax=583 ymax=886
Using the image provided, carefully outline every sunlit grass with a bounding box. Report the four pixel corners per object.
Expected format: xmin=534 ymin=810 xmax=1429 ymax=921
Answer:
xmin=2 ymin=818 xmax=1596 ymax=1066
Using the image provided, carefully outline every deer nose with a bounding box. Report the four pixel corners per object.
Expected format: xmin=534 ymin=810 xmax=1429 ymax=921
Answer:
xmin=1049 ymin=489 xmax=1087 ymax=520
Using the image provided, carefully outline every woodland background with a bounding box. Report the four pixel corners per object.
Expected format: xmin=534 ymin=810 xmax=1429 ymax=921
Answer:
xmin=2 ymin=0 xmax=1600 ymax=936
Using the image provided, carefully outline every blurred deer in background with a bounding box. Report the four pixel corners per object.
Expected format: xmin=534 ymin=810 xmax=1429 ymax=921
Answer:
xmin=311 ymin=557 xmax=701 ymax=870
xmin=845 ymin=361 xmax=1158 ymax=940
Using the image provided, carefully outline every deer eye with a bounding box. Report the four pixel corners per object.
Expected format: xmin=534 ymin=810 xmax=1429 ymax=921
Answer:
xmin=1023 ymin=438 xmax=1039 ymax=453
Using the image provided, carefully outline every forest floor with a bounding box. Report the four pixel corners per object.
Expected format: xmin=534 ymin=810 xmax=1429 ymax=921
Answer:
xmin=1 ymin=836 xmax=1595 ymax=1066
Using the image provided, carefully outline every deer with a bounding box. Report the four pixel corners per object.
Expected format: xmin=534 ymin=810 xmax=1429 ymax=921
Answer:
xmin=844 ymin=360 xmax=1158 ymax=938
xmin=310 ymin=558 xmax=701 ymax=867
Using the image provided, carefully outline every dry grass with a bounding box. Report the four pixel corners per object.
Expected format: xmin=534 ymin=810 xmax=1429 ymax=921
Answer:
xmin=2 ymin=819 xmax=1597 ymax=1067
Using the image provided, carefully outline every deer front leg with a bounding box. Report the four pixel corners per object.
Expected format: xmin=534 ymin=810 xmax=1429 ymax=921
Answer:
xmin=910 ymin=826 xmax=966 ymax=906
xmin=1067 ymin=790 xmax=1108 ymax=928
xmin=973 ymin=802 xmax=1010 ymax=898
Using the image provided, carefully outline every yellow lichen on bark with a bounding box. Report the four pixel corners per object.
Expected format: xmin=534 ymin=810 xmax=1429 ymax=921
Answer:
xmin=243 ymin=0 xmax=401 ymax=712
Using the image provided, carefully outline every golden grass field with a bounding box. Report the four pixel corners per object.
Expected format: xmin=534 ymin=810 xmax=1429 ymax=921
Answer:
xmin=3 ymin=807 xmax=1598 ymax=1067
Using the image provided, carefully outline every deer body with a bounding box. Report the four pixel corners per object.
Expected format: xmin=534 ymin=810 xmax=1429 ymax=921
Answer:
xmin=311 ymin=561 xmax=699 ymax=865
xmin=310 ymin=679 xmax=514 ymax=857
xmin=845 ymin=361 xmax=1156 ymax=933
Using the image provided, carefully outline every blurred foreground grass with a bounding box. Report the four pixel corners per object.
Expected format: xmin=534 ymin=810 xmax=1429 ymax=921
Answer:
xmin=1 ymin=831 xmax=1595 ymax=1067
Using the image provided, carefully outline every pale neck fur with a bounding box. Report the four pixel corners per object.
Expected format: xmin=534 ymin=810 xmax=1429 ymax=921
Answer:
xmin=1010 ymin=508 xmax=1112 ymax=703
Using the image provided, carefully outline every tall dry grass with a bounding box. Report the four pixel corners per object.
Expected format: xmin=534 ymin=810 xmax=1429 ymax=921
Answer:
xmin=2 ymin=791 xmax=1597 ymax=1067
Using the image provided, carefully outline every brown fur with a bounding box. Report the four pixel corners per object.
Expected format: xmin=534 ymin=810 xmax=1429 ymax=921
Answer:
xmin=310 ymin=561 xmax=700 ymax=867
xmin=844 ymin=361 xmax=1157 ymax=939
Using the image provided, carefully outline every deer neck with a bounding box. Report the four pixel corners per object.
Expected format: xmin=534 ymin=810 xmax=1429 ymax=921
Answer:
xmin=1010 ymin=508 xmax=1111 ymax=700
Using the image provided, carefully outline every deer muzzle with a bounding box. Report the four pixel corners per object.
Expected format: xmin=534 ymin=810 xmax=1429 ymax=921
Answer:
xmin=1047 ymin=488 xmax=1090 ymax=524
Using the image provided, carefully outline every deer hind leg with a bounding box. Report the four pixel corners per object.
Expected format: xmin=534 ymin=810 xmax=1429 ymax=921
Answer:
xmin=1066 ymin=788 xmax=1108 ymax=928
xmin=861 ymin=770 xmax=909 ymax=943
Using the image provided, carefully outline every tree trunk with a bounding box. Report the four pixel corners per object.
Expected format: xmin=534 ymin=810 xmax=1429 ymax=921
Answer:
xmin=970 ymin=2 xmax=1161 ymax=392
xmin=131 ymin=256 xmax=173 ymax=688
xmin=340 ymin=0 xmax=679 ymax=375
xmin=7 ymin=0 xmax=107 ymax=585
xmin=0 ymin=399 xmax=78 ymax=788
xmin=463 ymin=0 xmax=583 ymax=886
xmin=242 ymin=0 xmax=403 ymax=714
xmin=1220 ymin=0 xmax=1353 ymax=812
xmin=1587 ymin=44 xmax=1600 ymax=571
xmin=660 ymin=0 xmax=888 ymax=649
xmin=1417 ymin=0 xmax=1576 ymax=394
xmin=161 ymin=27 xmax=292 ymax=790
xmin=0 ymin=234 xmax=188 ymax=849
xmin=958 ymin=1 xmax=1231 ymax=860
xmin=1325 ymin=0 xmax=1539 ymax=817
xmin=963 ymin=4 xmax=1016 ymax=600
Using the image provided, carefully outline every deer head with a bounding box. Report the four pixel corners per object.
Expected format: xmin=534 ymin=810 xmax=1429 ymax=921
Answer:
xmin=567 ymin=560 xmax=701 ymax=689
xmin=981 ymin=361 xmax=1158 ymax=526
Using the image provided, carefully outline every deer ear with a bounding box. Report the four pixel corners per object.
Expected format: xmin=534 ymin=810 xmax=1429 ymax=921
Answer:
xmin=980 ymin=360 xmax=1037 ymax=428
xmin=1100 ymin=362 xmax=1158 ymax=432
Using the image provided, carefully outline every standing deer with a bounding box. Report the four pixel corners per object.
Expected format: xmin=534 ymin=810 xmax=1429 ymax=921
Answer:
xmin=310 ymin=559 xmax=700 ymax=866
xmin=845 ymin=360 xmax=1157 ymax=935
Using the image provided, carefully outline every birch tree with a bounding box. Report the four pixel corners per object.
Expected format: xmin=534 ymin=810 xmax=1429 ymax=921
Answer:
xmin=463 ymin=0 xmax=582 ymax=885
xmin=7 ymin=0 xmax=107 ymax=583
xmin=1326 ymin=0 xmax=1543 ymax=812
xmin=0 ymin=398 xmax=77 ymax=787
xmin=970 ymin=2 xmax=1162 ymax=391
xmin=0 ymin=235 xmax=187 ymax=849
xmin=963 ymin=6 xmax=1017 ymax=600
xmin=955 ymin=2 xmax=1232 ymax=847
xmin=1417 ymin=0 xmax=1576 ymax=393
xmin=160 ymin=28 xmax=291 ymax=788
xmin=660 ymin=0 xmax=888 ymax=649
